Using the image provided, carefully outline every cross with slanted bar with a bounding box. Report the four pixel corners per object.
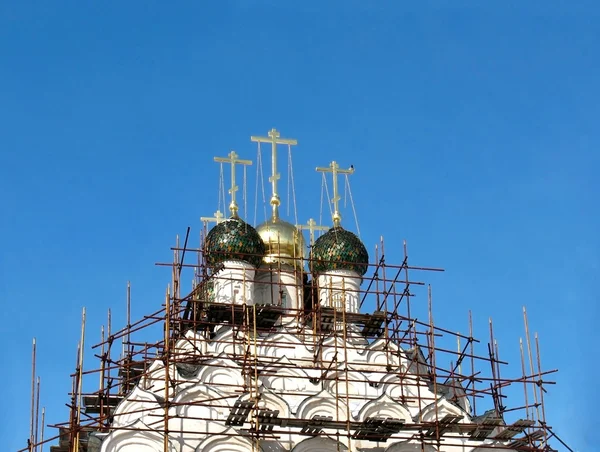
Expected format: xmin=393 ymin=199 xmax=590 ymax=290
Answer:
xmin=316 ymin=161 xmax=354 ymax=227
xmin=200 ymin=210 xmax=224 ymax=226
xmin=214 ymin=150 xmax=252 ymax=218
xmin=250 ymin=128 xmax=297 ymax=219
xmin=297 ymin=218 xmax=330 ymax=246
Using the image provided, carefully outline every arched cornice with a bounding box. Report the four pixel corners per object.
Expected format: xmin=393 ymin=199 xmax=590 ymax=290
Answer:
xmin=112 ymin=386 xmax=162 ymax=428
xmin=194 ymin=428 xmax=260 ymax=451
xmin=417 ymin=397 xmax=469 ymax=424
xmin=291 ymin=436 xmax=348 ymax=452
xmin=195 ymin=356 xmax=245 ymax=394
xmin=100 ymin=419 xmax=177 ymax=452
xmin=237 ymin=389 xmax=292 ymax=419
xmin=140 ymin=359 xmax=177 ymax=397
xmin=357 ymin=393 xmax=412 ymax=423
xmin=262 ymin=332 xmax=312 ymax=361
xmin=260 ymin=356 xmax=316 ymax=394
xmin=384 ymin=441 xmax=437 ymax=452
xmin=295 ymin=389 xmax=349 ymax=422
xmin=206 ymin=325 xmax=245 ymax=357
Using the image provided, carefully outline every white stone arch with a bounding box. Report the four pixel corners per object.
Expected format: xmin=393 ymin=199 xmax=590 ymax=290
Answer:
xmin=417 ymin=398 xmax=468 ymax=424
xmin=174 ymin=329 xmax=207 ymax=359
xmin=291 ymin=436 xmax=348 ymax=452
xmin=195 ymin=428 xmax=261 ymax=451
xmin=169 ymin=385 xmax=232 ymax=452
xmin=261 ymin=332 xmax=312 ymax=361
xmin=357 ymin=393 xmax=412 ymax=423
xmin=381 ymin=371 xmax=436 ymax=415
xmin=295 ymin=389 xmax=349 ymax=422
xmin=111 ymin=386 xmax=162 ymax=428
xmin=260 ymin=356 xmax=319 ymax=413
xmin=320 ymin=335 xmax=362 ymax=364
xmin=364 ymin=338 xmax=407 ymax=371
xmin=260 ymin=356 xmax=314 ymax=393
xmin=172 ymin=383 xmax=233 ymax=419
xmin=100 ymin=419 xmax=177 ymax=452
xmin=193 ymin=355 xmax=246 ymax=395
xmin=384 ymin=441 xmax=437 ymax=452
xmin=208 ymin=326 xmax=245 ymax=357
xmin=237 ymin=389 xmax=292 ymax=419
xmin=140 ymin=359 xmax=177 ymax=397
xmin=323 ymin=367 xmax=379 ymax=415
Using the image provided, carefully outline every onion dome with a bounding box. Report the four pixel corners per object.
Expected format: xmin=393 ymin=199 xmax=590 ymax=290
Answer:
xmin=205 ymin=217 xmax=265 ymax=268
xmin=256 ymin=217 xmax=306 ymax=270
xmin=311 ymin=226 xmax=369 ymax=276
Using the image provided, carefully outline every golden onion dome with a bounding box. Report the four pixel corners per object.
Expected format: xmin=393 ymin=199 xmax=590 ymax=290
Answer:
xmin=255 ymin=217 xmax=306 ymax=270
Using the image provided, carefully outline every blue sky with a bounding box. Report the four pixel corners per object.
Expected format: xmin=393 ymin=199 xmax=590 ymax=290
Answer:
xmin=1 ymin=2 xmax=598 ymax=450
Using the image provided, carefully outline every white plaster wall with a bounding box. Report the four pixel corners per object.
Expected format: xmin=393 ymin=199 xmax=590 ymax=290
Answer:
xmin=255 ymin=264 xmax=303 ymax=321
xmin=317 ymin=269 xmax=361 ymax=313
xmin=212 ymin=260 xmax=255 ymax=305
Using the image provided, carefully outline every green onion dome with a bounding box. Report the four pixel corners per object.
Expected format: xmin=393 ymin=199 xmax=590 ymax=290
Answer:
xmin=204 ymin=218 xmax=266 ymax=268
xmin=310 ymin=226 xmax=369 ymax=276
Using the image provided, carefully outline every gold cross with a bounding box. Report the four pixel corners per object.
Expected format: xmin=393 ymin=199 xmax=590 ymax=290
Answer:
xmin=250 ymin=128 xmax=297 ymax=219
xmin=297 ymin=218 xmax=330 ymax=246
xmin=200 ymin=210 xmax=224 ymax=226
xmin=316 ymin=161 xmax=354 ymax=227
xmin=214 ymin=150 xmax=252 ymax=218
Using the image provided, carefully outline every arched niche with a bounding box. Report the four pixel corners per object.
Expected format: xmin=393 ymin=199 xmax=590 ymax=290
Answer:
xmin=194 ymin=427 xmax=260 ymax=451
xmin=291 ymin=436 xmax=348 ymax=452
xmin=384 ymin=441 xmax=437 ymax=452
xmin=112 ymin=386 xmax=162 ymax=428
xmin=357 ymin=393 xmax=412 ymax=423
xmin=295 ymin=389 xmax=349 ymax=422
xmin=100 ymin=420 xmax=177 ymax=452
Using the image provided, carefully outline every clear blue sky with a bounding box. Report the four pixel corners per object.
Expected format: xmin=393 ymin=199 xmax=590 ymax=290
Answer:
xmin=1 ymin=2 xmax=597 ymax=450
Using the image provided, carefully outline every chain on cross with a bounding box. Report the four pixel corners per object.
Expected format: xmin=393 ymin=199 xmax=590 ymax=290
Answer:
xmin=316 ymin=161 xmax=354 ymax=227
xmin=214 ymin=150 xmax=252 ymax=218
xmin=250 ymin=128 xmax=297 ymax=219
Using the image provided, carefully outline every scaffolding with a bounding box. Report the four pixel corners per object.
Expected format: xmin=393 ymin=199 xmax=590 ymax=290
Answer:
xmin=20 ymin=232 xmax=570 ymax=452
xmin=20 ymin=129 xmax=572 ymax=452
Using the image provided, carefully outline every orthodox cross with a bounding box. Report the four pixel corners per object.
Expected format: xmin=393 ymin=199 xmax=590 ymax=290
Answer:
xmin=297 ymin=218 xmax=330 ymax=246
xmin=250 ymin=128 xmax=297 ymax=219
xmin=316 ymin=161 xmax=354 ymax=227
xmin=200 ymin=210 xmax=224 ymax=227
xmin=214 ymin=150 xmax=252 ymax=218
